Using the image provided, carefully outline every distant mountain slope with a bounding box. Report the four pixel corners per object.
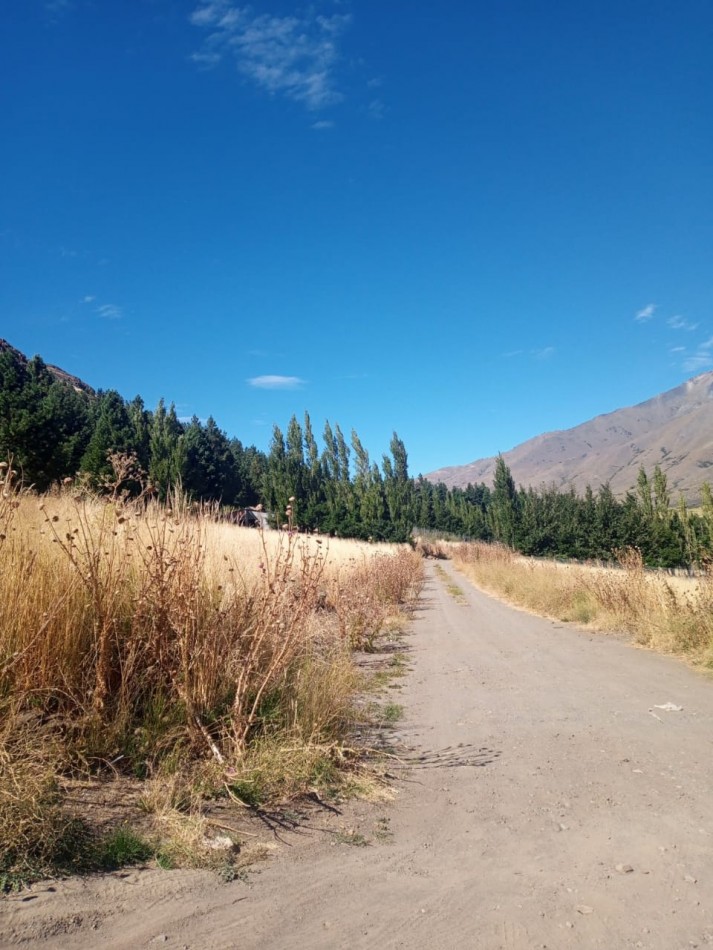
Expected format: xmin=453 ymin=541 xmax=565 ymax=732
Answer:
xmin=0 ymin=339 xmax=95 ymax=395
xmin=427 ymin=373 xmax=713 ymax=502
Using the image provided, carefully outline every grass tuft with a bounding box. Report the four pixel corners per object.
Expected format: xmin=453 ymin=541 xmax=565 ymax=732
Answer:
xmin=96 ymin=827 xmax=154 ymax=870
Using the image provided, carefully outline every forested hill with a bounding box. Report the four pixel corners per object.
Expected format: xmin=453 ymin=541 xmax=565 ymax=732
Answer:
xmin=0 ymin=338 xmax=95 ymax=395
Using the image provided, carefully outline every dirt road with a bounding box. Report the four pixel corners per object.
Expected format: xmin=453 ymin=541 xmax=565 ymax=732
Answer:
xmin=4 ymin=561 xmax=713 ymax=949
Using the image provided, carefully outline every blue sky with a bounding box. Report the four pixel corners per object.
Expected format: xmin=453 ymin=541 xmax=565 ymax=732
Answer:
xmin=3 ymin=1 xmax=712 ymax=476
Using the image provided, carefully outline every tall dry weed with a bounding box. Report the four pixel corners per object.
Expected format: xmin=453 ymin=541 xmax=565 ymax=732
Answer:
xmin=0 ymin=702 xmax=88 ymax=885
xmin=1 ymin=468 xmax=424 ymax=878
xmin=327 ymin=549 xmax=423 ymax=650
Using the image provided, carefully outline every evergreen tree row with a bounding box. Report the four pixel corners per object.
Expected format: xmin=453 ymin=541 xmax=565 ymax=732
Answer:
xmin=0 ymin=350 xmax=415 ymax=539
xmin=3 ymin=348 xmax=713 ymax=564
xmin=451 ymin=456 xmax=713 ymax=569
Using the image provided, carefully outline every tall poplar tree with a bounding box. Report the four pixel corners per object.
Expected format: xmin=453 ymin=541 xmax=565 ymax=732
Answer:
xmin=490 ymin=455 xmax=519 ymax=547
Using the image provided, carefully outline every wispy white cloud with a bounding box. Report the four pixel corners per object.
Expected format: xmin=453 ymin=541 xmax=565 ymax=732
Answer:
xmin=248 ymin=374 xmax=305 ymax=390
xmin=682 ymin=336 xmax=713 ymax=373
xmin=191 ymin=50 xmax=222 ymax=68
xmin=81 ymin=295 xmax=95 ymax=304
xmin=668 ymin=315 xmax=699 ymax=332
xmin=367 ymin=97 xmax=386 ymax=120
xmin=311 ymin=119 xmax=335 ymax=130
xmin=635 ymin=303 xmax=656 ymax=322
xmin=189 ymin=2 xmax=351 ymax=111
xmin=96 ymin=303 xmax=122 ymax=320
xmin=502 ymin=346 xmax=555 ymax=360
xmin=669 ymin=346 xmax=686 ymax=353
xmin=683 ymin=355 xmax=713 ymax=373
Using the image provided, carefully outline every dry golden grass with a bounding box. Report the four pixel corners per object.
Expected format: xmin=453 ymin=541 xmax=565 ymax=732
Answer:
xmin=0 ymin=703 xmax=85 ymax=883
xmin=0 ymin=470 xmax=423 ymax=885
xmin=451 ymin=542 xmax=713 ymax=664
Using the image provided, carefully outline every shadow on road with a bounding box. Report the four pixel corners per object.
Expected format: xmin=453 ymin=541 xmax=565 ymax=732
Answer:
xmin=392 ymin=743 xmax=501 ymax=770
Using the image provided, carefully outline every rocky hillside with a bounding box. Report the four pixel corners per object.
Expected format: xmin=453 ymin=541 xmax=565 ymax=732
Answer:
xmin=428 ymin=373 xmax=713 ymax=502
xmin=0 ymin=339 xmax=95 ymax=395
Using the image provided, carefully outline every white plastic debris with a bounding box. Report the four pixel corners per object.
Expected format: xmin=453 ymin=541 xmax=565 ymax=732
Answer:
xmin=203 ymin=834 xmax=235 ymax=851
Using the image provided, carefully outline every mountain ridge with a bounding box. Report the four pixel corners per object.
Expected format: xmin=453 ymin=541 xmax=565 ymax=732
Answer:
xmin=427 ymin=373 xmax=713 ymax=503
xmin=0 ymin=338 xmax=95 ymax=396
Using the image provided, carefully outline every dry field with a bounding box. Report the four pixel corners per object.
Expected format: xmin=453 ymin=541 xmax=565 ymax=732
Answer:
xmin=0 ymin=471 xmax=423 ymax=889
xmin=447 ymin=540 xmax=713 ymax=664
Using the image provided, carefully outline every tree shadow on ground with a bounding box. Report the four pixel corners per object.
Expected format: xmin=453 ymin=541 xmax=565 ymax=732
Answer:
xmin=390 ymin=743 xmax=501 ymax=770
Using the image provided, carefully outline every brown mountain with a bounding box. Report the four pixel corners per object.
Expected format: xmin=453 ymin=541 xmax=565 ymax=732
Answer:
xmin=427 ymin=372 xmax=713 ymax=502
xmin=0 ymin=339 xmax=95 ymax=395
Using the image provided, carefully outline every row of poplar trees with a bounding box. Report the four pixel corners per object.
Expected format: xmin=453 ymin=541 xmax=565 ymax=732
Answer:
xmin=3 ymin=349 xmax=713 ymax=562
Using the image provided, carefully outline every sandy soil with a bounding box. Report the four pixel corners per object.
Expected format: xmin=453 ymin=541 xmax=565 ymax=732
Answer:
xmin=3 ymin=561 xmax=713 ymax=949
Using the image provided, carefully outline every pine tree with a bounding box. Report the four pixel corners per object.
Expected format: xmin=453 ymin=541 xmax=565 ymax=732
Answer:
xmin=128 ymin=395 xmax=151 ymax=472
xmin=0 ymin=352 xmax=91 ymax=489
xmin=80 ymin=390 xmax=136 ymax=486
xmin=181 ymin=416 xmax=236 ymax=503
xmin=230 ymin=439 xmax=265 ymax=508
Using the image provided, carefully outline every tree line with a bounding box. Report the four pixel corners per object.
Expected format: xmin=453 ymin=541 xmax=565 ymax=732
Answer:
xmin=0 ymin=349 xmax=415 ymax=539
xmin=3 ymin=348 xmax=713 ymax=564
xmin=438 ymin=456 xmax=713 ymax=569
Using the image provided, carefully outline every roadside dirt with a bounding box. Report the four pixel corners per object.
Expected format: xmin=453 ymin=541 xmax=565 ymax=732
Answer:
xmin=3 ymin=561 xmax=713 ymax=949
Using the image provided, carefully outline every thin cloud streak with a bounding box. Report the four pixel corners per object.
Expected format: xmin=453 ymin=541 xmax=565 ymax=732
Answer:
xmin=668 ymin=315 xmax=699 ymax=331
xmin=635 ymin=303 xmax=656 ymax=322
xmin=502 ymin=347 xmax=555 ymax=360
xmin=683 ymin=355 xmax=713 ymax=373
xmin=248 ymin=374 xmax=305 ymax=390
xmin=189 ymin=2 xmax=351 ymax=111
xmin=96 ymin=303 xmax=122 ymax=320
xmin=682 ymin=336 xmax=713 ymax=373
